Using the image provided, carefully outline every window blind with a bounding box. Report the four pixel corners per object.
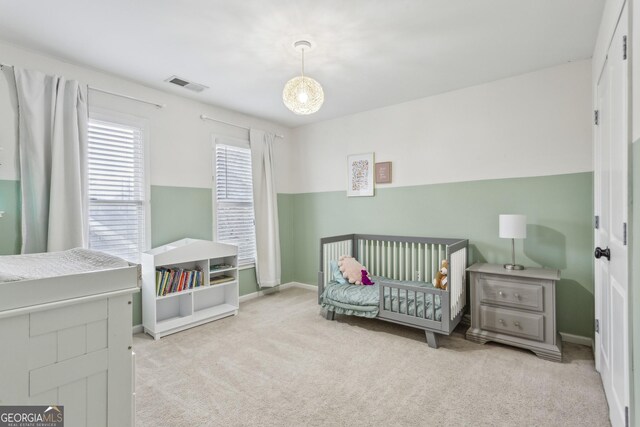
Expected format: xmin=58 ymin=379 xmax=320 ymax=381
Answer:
xmin=88 ymin=118 xmax=146 ymax=263
xmin=215 ymin=144 xmax=256 ymax=265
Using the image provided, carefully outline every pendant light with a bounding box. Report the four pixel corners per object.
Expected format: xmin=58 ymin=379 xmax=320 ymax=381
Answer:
xmin=282 ymin=40 xmax=324 ymax=115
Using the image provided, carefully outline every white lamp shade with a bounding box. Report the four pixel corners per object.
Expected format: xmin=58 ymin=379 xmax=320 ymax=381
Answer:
xmin=499 ymin=214 xmax=527 ymax=239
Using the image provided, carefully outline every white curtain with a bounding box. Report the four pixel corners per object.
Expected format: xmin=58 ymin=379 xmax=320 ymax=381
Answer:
xmin=14 ymin=67 xmax=88 ymax=253
xmin=250 ymin=129 xmax=281 ymax=287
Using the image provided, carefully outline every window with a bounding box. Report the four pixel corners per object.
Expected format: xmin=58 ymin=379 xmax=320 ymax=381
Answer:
xmin=88 ymin=116 xmax=147 ymax=263
xmin=215 ymin=143 xmax=256 ymax=266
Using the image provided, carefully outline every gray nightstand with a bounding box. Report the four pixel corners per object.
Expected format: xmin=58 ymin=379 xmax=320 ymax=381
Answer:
xmin=465 ymin=263 xmax=562 ymax=362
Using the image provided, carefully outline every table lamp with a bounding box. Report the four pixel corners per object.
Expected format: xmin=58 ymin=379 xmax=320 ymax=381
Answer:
xmin=499 ymin=214 xmax=526 ymax=270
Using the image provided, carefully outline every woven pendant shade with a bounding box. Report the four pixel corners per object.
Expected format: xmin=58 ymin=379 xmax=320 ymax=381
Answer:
xmin=282 ymin=75 xmax=324 ymax=115
xmin=282 ymin=40 xmax=324 ymax=115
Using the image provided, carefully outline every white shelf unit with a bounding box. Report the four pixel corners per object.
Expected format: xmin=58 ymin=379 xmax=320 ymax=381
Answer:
xmin=142 ymin=238 xmax=238 ymax=340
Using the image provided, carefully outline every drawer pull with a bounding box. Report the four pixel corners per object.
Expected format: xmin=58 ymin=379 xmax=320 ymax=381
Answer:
xmin=514 ymin=293 xmax=520 ymax=300
xmin=498 ymin=291 xmax=505 ymax=297
xmin=514 ymin=321 xmax=521 ymax=328
xmin=499 ymin=319 xmax=506 ymax=325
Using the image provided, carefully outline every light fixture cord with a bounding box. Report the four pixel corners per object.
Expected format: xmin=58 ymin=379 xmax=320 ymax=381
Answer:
xmin=301 ymin=48 xmax=305 ymax=80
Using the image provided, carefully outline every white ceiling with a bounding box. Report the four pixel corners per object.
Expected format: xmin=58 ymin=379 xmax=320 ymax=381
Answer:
xmin=0 ymin=0 xmax=604 ymax=128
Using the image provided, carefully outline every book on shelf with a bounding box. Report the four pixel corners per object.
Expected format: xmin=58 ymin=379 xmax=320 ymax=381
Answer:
xmin=155 ymin=266 xmax=204 ymax=296
xmin=210 ymin=263 xmax=233 ymax=272
xmin=210 ymin=275 xmax=234 ymax=285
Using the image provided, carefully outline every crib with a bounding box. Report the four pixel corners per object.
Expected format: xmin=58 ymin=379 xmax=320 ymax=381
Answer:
xmin=318 ymin=234 xmax=468 ymax=348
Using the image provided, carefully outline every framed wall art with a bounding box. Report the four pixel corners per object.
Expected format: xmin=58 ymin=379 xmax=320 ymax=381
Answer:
xmin=347 ymin=153 xmax=375 ymax=197
xmin=375 ymin=161 xmax=392 ymax=184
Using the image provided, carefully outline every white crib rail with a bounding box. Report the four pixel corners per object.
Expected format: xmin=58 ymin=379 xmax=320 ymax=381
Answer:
xmin=449 ymin=247 xmax=467 ymax=321
xmin=322 ymin=239 xmax=353 ymax=287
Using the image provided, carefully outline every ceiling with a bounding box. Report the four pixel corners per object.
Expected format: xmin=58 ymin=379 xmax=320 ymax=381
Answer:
xmin=0 ymin=0 xmax=604 ymax=128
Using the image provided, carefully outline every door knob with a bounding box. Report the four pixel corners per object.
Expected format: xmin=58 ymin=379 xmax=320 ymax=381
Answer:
xmin=594 ymin=247 xmax=611 ymax=261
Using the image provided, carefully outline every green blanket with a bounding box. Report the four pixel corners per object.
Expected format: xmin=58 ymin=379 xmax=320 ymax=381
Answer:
xmin=321 ymin=276 xmax=442 ymax=321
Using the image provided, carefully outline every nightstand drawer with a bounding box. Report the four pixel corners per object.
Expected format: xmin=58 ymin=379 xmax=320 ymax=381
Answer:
xmin=479 ymin=276 xmax=543 ymax=311
xmin=480 ymin=305 xmax=544 ymax=341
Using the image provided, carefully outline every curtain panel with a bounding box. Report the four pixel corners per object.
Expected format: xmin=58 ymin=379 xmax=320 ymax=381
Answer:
xmin=13 ymin=67 xmax=88 ymax=253
xmin=249 ymin=129 xmax=281 ymax=287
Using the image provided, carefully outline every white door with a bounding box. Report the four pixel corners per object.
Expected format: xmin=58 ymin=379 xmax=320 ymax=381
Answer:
xmin=594 ymin=5 xmax=629 ymax=427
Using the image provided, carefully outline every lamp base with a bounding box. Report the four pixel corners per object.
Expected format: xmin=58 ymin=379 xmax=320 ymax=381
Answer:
xmin=504 ymin=264 xmax=525 ymax=271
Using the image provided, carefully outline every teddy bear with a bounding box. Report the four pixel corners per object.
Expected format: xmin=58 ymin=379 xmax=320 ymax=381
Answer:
xmin=338 ymin=255 xmax=369 ymax=285
xmin=433 ymin=259 xmax=449 ymax=290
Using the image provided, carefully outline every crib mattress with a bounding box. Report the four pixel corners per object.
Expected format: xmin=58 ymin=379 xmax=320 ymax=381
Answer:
xmin=322 ymin=276 xmax=442 ymax=320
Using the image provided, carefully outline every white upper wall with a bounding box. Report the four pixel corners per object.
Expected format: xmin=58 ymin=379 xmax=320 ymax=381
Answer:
xmin=287 ymin=60 xmax=592 ymax=194
xmin=633 ymin=0 xmax=639 ymax=142
xmin=0 ymin=40 xmax=292 ymax=189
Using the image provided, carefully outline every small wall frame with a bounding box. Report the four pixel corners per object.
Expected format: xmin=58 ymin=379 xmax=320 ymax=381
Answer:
xmin=375 ymin=162 xmax=392 ymax=184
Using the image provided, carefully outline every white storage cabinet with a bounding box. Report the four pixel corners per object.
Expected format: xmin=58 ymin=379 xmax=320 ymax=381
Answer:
xmin=0 ymin=263 xmax=139 ymax=427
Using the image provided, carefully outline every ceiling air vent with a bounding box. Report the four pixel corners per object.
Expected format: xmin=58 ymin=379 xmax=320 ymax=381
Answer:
xmin=165 ymin=75 xmax=208 ymax=93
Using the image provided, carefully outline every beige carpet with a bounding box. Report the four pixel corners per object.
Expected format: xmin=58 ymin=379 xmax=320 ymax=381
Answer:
xmin=133 ymin=287 xmax=609 ymax=427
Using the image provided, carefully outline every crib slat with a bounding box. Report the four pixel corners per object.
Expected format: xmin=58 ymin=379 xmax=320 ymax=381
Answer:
xmin=385 ymin=240 xmax=389 ymax=277
xmin=372 ymin=240 xmax=376 ymax=274
xmin=405 ymin=289 xmax=409 ymax=315
xmin=391 ymin=242 xmax=394 ymax=279
xmin=382 ymin=241 xmax=386 ymax=277
xmin=423 ymin=292 xmax=427 ymax=319
xmin=414 ymin=243 xmax=417 ymax=281
xmin=404 ymin=242 xmax=409 ymax=281
xmin=412 ymin=290 xmax=416 ymax=317
xmin=418 ymin=244 xmax=422 ymax=282
xmin=365 ymin=240 xmax=369 ymax=271
xmin=431 ymin=244 xmax=436 ymax=282
xmin=371 ymin=240 xmax=375 ymax=275
xmin=399 ymin=244 xmax=402 ymax=281
xmin=404 ymin=242 xmax=407 ymax=281
xmin=425 ymin=245 xmax=429 ymax=283
xmin=363 ymin=240 xmax=367 ymax=270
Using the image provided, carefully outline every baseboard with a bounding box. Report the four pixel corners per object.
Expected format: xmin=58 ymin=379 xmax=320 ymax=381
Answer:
xmin=239 ymin=282 xmax=317 ymax=303
xmin=239 ymin=286 xmax=280 ymax=302
xmin=132 ymin=324 xmax=143 ymax=334
xmin=559 ymin=332 xmax=593 ymax=348
xmin=287 ymin=282 xmax=317 ymax=291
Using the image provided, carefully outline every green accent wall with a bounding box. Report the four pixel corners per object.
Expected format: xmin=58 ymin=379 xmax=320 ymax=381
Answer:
xmin=278 ymin=193 xmax=295 ymax=284
xmin=0 ymin=180 xmax=20 ymax=255
xmin=285 ymin=172 xmax=594 ymax=338
xmin=150 ymin=186 xmax=214 ymax=247
xmin=0 ymin=175 xmax=597 ymax=338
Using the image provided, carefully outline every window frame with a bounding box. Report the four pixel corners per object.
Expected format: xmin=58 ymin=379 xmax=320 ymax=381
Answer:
xmin=211 ymin=134 xmax=256 ymax=269
xmin=88 ymin=107 xmax=151 ymax=261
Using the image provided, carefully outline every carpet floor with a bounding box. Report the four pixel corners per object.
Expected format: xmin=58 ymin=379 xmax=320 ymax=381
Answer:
xmin=133 ymin=287 xmax=609 ymax=427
